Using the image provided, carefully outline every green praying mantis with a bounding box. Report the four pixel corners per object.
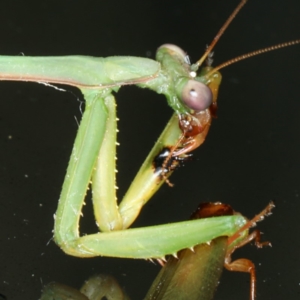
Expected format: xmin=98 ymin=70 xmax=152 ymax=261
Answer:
xmin=0 ymin=0 xmax=299 ymax=260
xmin=1 ymin=0 xmax=300 ymax=298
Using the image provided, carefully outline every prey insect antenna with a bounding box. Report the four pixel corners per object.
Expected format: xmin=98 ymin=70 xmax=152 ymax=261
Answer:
xmin=192 ymin=0 xmax=248 ymax=71
xmin=205 ymin=39 xmax=300 ymax=78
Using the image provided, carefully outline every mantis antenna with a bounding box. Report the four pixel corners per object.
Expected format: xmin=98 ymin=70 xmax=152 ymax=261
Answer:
xmin=190 ymin=0 xmax=299 ymax=75
xmin=192 ymin=0 xmax=248 ymax=71
xmin=205 ymin=39 xmax=300 ymax=77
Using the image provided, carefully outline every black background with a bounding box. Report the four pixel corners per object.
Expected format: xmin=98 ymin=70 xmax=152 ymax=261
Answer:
xmin=0 ymin=0 xmax=299 ymax=299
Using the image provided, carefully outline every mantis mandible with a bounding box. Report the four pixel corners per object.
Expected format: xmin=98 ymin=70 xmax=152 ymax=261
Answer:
xmin=0 ymin=0 xmax=299 ymax=260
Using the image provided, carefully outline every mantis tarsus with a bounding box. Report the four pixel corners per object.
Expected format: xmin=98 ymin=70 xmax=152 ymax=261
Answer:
xmin=1 ymin=0 xmax=300 ymax=298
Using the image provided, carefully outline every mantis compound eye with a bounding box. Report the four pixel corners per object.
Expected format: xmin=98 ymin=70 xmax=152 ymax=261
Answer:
xmin=181 ymin=80 xmax=213 ymax=112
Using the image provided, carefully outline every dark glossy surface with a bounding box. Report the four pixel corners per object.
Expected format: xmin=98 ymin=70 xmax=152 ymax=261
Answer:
xmin=0 ymin=0 xmax=299 ymax=299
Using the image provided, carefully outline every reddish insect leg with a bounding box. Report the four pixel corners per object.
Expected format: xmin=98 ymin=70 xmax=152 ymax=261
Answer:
xmin=224 ymin=202 xmax=274 ymax=300
xmin=224 ymin=229 xmax=271 ymax=300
